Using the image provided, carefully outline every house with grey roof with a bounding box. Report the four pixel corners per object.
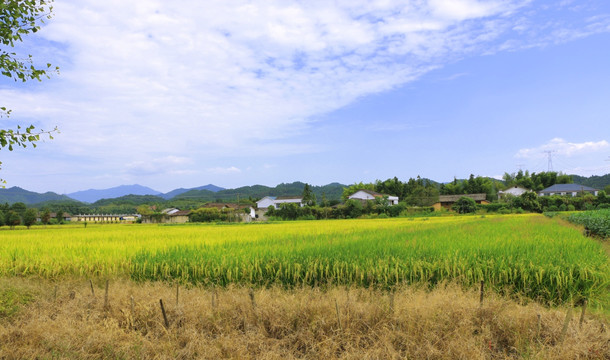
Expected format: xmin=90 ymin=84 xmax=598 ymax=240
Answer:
xmin=433 ymin=193 xmax=489 ymax=211
xmin=538 ymin=184 xmax=599 ymax=197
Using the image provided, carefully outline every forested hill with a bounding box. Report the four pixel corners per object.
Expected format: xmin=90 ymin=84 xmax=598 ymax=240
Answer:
xmin=571 ymin=174 xmax=610 ymax=190
xmin=0 ymin=187 xmax=72 ymax=205
xmin=175 ymin=182 xmax=346 ymax=202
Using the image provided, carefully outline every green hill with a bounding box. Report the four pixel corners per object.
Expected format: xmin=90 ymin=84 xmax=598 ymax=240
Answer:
xmin=173 ymin=182 xmax=346 ymax=202
xmin=571 ymin=174 xmax=610 ymax=190
xmin=0 ymin=187 xmax=73 ymax=205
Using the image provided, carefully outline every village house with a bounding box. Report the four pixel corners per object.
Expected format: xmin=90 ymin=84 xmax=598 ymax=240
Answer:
xmin=497 ymin=186 xmax=530 ymax=198
xmin=202 ymin=203 xmax=256 ymax=221
xmin=348 ymin=189 xmax=399 ymax=205
xmin=255 ymin=196 xmax=304 ymax=209
xmin=71 ymin=214 xmax=139 ymax=222
xmin=538 ymin=184 xmax=599 ymax=197
xmin=432 ymin=193 xmax=489 ymax=211
xmin=141 ymin=208 xmax=191 ymax=224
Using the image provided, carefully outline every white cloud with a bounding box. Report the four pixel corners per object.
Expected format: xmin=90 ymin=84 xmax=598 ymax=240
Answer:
xmin=515 ymin=138 xmax=610 ymax=159
xmin=2 ymin=0 xmax=610 ymax=189
xmin=124 ymin=156 xmax=194 ymax=176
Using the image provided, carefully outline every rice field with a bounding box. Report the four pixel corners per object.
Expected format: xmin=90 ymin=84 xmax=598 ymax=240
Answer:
xmin=1 ymin=214 xmax=608 ymax=305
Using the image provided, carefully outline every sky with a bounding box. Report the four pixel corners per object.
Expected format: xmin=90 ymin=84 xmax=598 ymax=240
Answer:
xmin=1 ymin=0 xmax=610 ymax=194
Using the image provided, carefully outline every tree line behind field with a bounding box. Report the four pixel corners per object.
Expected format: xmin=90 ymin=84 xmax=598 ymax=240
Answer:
xmin=1 ymin=171 xmax=610 ymax=226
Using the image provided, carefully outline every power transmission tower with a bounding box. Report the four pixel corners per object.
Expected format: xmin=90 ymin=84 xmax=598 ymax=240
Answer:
xmin=543 ymin=150 xmax=557 ymax=172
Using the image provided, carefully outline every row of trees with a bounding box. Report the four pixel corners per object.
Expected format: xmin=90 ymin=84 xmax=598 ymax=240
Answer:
xmin=452 ymin=190 xmax=610 ymax=214
xmin=189 ymin=207 xmax=245 ymax=223
xmin=0 ymin=202 xmax=65 ymax=229
xmin=340 ymin=177 xmax=440 ymax=206
xmin=266 ymin=199 xmax=430 ymax=221
xmin=502 ymin=170 xmax=573 ymax=191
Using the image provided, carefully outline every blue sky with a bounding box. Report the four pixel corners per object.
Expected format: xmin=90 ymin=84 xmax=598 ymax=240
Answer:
xmin=1 ymin=0 xmax=610 ymax=193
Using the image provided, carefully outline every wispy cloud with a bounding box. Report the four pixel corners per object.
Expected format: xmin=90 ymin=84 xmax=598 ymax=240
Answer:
xmin=125 ymin=156 xmax=194 ymax=176
xmin=207 ymin=166 xmax=242 ymax=175
xmin=515 ymin=138 xmax=609 ymax=159
xmin=2 ymin=0 xmax=610 ymax=189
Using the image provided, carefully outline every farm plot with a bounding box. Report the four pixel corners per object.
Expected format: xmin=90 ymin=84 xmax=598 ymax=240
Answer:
xmin=567 ymin=209 xmax=610 ymax=238
xmin=1 ymin=214 xmax=608 ymax=305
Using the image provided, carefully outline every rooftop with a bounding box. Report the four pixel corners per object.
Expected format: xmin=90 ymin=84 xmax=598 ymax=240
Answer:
xmin=439 ymin=193 xmax=487 ymax=202
xmin=539 ymin=184 xmax=598 ymax=193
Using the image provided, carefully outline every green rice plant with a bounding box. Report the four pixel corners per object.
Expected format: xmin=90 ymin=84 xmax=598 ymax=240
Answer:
xmin=0 ymin=215 xmax=608 ymax=305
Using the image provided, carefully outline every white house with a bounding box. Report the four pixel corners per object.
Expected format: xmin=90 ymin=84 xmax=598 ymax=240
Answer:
xmin=256 ymin=196 xmax=303 ymax=209
xmin=498 ymin=186 xmax=529 ymax=198
xmin=348 ymin=189 xmax=399 ymax=205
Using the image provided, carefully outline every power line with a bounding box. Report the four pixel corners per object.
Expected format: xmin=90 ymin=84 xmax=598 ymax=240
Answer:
xmin=543 ymin=150 xmax=557 ymax=172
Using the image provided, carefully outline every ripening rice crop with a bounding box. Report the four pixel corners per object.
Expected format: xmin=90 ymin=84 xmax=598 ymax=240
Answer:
xmin=1 ymin=214 xmax=608 ymax=305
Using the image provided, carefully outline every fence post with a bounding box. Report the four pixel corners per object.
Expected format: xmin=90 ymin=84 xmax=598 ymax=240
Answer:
xmin=335 ymin=298 xmax=343 ymax=332
xmin=160 ymin=299 xmax=169 ymax=329
xmin=579 ymin=299 xmax=587 ymax=329
xmin=103 ymin=280 xmax=109 ymax=309
xmin=560 ymin=307 xmax=573 ymax=343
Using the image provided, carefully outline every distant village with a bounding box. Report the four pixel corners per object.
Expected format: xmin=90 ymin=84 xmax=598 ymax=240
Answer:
xmin=1 ymin=180 xmax=599 ymax=227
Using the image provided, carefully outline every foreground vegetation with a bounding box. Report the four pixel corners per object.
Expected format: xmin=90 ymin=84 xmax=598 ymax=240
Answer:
xmin=1 ymin=215 xmax=608 ymax=306
xmin=0 ymin=278 xmax=608 ymax=359
xmin=567 ymin=209 xmax=610 ymax=238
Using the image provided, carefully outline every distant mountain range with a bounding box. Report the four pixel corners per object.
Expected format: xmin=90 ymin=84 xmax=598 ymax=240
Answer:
xmin=67 ymin=184 xmax=162 ymax=203
xmin=160 ymin=184 xmax=225 ymax=199
xmin=0 ymin=184 xmax=225 ymax=205
xmin=66 ymin=184 xmax=225 ymax=203
xmin=173 ymin=182 xmax=345 ymax=202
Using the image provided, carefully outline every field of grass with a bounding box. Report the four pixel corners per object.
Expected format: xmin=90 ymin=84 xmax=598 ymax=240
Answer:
xmin=1 ymin=214 xmax=609 ymax=306
xmin=1 ymin=278 xmax=608 ymax=359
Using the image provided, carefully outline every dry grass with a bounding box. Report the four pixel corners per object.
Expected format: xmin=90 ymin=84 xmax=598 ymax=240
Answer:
xmin=0 ymin=278 xmax=608 ymax=359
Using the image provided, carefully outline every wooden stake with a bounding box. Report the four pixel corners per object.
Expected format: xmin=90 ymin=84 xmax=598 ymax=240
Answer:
xmin=211 ymin=290 xmax=217 ymax=310
xmin=389 ymin=292 xmax=395 ymax=314
xmin=536 ymin=314 xmax=541 ymax=338
xmin=130 ymin=295 xmax=135 ymax=315
xmin=559 ymin=307 xmax=573 ymax=343
xmin=89 ymin=279 xmax=95 ymax=297
xmin=53 ymin=285 xmax=58 ymax=301
xmin=335 ymin=298 xmax=343 ymax=332
xmin=479 ymin=280 xmax=484 ymax=306
xmin=103 ymin=280 xmax=109 ymax=309
xmin=175 ymin=284 xmax=179 ymax=307
xmin=248 ymin=288 xmax=256 ymax=309
xmin=160 ymin=299 xmax=169 ymax=328
xmin=579 ymin=299 xmax=588 ymax=329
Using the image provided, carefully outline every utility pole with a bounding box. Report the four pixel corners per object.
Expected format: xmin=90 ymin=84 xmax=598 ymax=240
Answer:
xmin=543 ymin=150 xmax=557 ymax=172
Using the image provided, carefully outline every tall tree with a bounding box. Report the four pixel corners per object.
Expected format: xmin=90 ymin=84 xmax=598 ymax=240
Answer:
xmin=1 ymin=0 xmax=58 ymax=185
xmin=22 ymin=208 xmax=37 ymax=228
xmin=5 ymin=210 xmax=21 ymax=229
xmin=41 ymin=208 xmax=51 ymax=225
xmin=302 ymin=183 xmax=316 ymax=206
